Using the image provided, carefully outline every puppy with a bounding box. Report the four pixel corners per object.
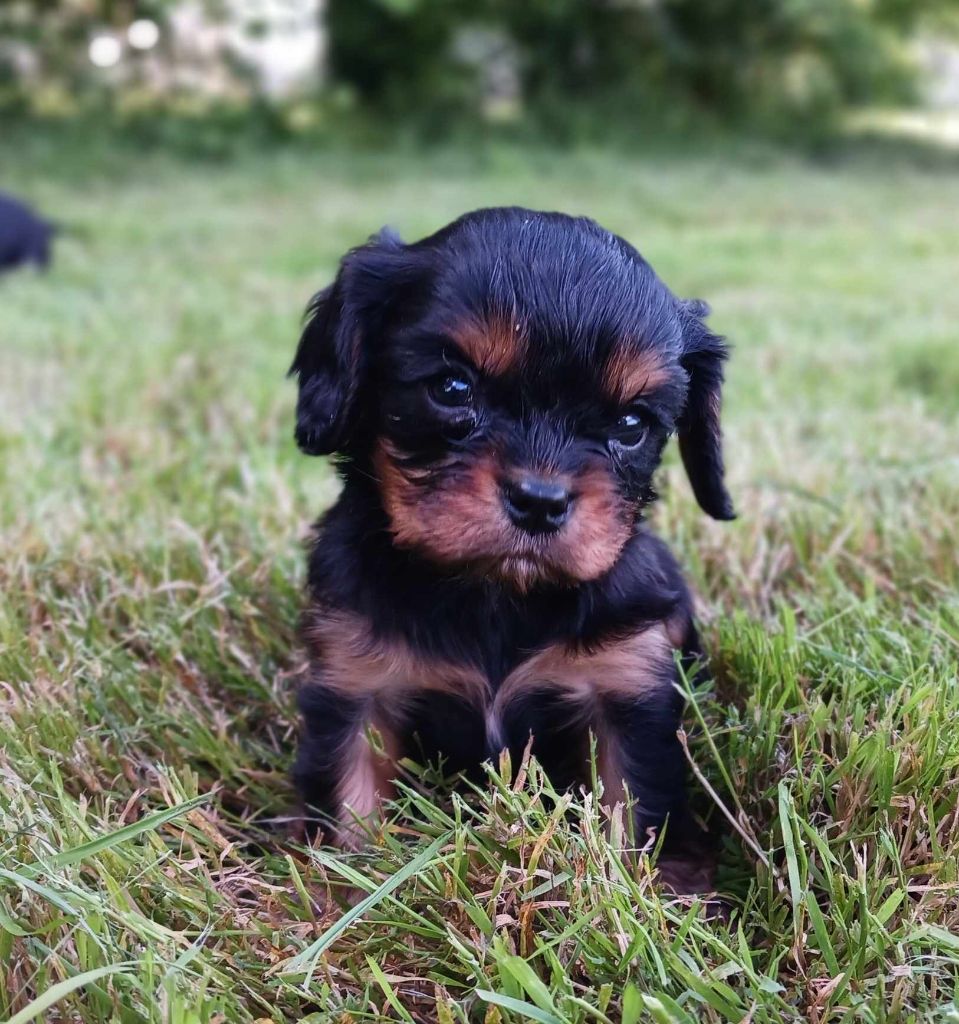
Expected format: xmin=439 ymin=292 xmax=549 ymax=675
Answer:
xmin=0 ymin=192 xmax=55 ymax=272
xmin=289 ymin=208 xmax=733 ymax=883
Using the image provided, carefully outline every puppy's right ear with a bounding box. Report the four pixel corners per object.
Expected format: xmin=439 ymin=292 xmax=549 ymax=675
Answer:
xmin=676 ymin=299 xmax=736 ymax=521
xmin=290 ymin=230 xmax=404 ymax=456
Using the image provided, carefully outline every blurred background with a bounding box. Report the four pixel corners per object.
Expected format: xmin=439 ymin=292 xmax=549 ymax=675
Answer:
xmin=2 ymin=0 xmax=959 ymax=149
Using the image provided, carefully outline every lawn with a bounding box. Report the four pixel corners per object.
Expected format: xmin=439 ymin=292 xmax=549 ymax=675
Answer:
xmin=1 ymin=134 xmax=958 ymax=1023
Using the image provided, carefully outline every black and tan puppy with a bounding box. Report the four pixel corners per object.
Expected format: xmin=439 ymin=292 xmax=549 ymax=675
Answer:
xmin=289 ymin=208 xmax=733 ymax=882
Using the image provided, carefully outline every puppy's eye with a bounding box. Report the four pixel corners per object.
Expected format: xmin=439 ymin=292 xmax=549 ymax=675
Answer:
xmin=610 ymin=411 xmax=649 ymax=449
xmin=428 ymin=374 xmax=473 ymax=409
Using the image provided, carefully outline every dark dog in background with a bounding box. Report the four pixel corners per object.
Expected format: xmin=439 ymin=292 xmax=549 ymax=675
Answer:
xmin=289 ymin=208 xmax=734 ymax=889
xmin=0 ymin=192 xmax=56 ymax=272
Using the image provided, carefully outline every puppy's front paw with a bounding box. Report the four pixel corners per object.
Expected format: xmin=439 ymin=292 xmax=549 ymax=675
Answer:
xmin=655 ymin=849 xmax=730 ymax=920
xmin=656 ymin=850 xmax=715 ymax=895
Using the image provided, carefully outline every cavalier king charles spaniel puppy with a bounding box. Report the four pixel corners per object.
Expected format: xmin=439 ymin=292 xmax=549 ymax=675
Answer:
xmin=289 ymin=208 xmax=734 ymax=889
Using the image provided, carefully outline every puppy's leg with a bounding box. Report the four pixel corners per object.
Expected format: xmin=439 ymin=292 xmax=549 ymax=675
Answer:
xmin=498 ymin=621 xmax=713 ymax=892
xmin=594 ymin=683 xmax=687 ymax=840
xmin=293 ymin=684 xmax=399 ymax=847
xmin=296 ymin=604 xmax=493 ymax=844
xmin=499 ymin=674 xmax=695 ymax=874
xmin=593 ymin=659 xmax=716 ymax=895
xmin=501 ymin=689 xmax=591 ymax=793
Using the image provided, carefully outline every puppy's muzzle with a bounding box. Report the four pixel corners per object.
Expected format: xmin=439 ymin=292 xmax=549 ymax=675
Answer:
xmin=502 ymin=475 xmax=573 ymax=535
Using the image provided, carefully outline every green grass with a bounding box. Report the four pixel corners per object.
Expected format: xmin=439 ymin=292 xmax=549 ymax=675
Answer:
xmin=1 ymin=136 xmax=958 ymax=1023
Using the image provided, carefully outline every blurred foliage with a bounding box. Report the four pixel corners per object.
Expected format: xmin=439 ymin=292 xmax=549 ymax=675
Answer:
xmin=0 ymin=0 xmax=956 ymax=142
xmin=328 ymin=0 xmax=952 ymax=135
xmin=0 ymin=0 xmax=172 ymax=109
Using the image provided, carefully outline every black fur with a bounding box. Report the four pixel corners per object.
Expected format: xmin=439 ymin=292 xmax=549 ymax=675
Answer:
xmin=0 ymin=193 xmax=55 ymax=272
xmin=288 ymin=208 xmax=733 ymax=876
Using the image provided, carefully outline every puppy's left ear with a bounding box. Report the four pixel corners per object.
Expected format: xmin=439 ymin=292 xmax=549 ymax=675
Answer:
xmin=290 ymin=229 xmax=405 ymax=456
xmin=676 ymin=300 xmax=735 ymax=520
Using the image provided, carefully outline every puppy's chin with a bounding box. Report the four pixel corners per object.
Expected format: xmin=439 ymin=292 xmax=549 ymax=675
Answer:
xmin=491 ymin=555 xmax=547 ymax=591
xmin=374 ymin=442 xmax=634 ymax=589
xmin=485 ymin=554 xmax=576 ymax=593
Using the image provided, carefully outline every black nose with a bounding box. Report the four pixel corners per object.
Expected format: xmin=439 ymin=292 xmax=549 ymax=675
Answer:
xmin=503 ymin=476 xmax=572 ymax=534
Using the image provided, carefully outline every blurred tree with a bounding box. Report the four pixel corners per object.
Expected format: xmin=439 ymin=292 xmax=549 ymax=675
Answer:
xmin=326 ymin=0 xmax=953 ymax=130
xmin=1 ymin=0 xmax=955 ymax=132
xmin=0 ymin=0 xmax=321 ymax=116
xmin=0 ymin=0 xmax=172 ymax=110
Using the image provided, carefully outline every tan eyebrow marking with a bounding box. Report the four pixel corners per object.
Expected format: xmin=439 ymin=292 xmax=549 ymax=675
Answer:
xmin=447 ymin=313 xmax=525 ymax=376
xmin=601 ymin=345 xmax=672 ymax=404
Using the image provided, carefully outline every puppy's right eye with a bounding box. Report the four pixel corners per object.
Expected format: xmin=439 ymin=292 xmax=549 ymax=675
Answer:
xmin=428 ymin=374 xmax=473 ymax=409
xmin=607 ymin=409 xmax=650 ymax=450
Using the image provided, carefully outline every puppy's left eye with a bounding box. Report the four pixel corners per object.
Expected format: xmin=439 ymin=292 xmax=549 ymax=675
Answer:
xmin=428 ymin=374 xmax=473 ymax=409
xmin=609 ymin=411 xmax=649 ymax=449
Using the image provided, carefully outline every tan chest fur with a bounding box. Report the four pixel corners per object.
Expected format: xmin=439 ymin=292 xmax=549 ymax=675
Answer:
xmin=304 ymin=605 xmax=676 ymax=719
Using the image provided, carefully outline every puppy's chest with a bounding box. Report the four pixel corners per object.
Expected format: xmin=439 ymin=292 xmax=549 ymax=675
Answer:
xmin=304 ymin=604 xmax=674 ymax=712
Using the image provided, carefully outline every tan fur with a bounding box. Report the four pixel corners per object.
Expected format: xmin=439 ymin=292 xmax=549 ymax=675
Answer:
xmin=601 ymin=345 xmax=671 ymax=404
xmin=374 ymin=440 xmax=633 ymax=589
xmin=543 ymin=465 xmax=632 ymax=582
xmin=335 ymin=722 xmax=400 ymax=848
xmin=449 ymin=313 xmax=524 ymax=376
xmin=304 ymin=604 xmax=489 ymax=709
xmin=309 ymin=609 xmax=673 ymax=714
xmin=665 ymin=608 xmax=690 ymax=649
xmin=493 ymin=623 xmax=674 ymax=720
xmin=306 ymin=605 xmax=487 ymax=845
xmin=595 ymin=720 xmax=628 ymax=809
xmin=375 ymin=444 xmax=509 ymax=569
xmin=492 ymin=625 xmax=676 ymax=812
xmin=656 ymin=854 xmax=718 ymax=896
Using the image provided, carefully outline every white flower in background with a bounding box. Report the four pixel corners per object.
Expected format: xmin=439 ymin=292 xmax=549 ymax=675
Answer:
xmin=88 ymin=34 xmax=122 ymax=68
xmin=128 ymin=19 xmax=161 ymax=51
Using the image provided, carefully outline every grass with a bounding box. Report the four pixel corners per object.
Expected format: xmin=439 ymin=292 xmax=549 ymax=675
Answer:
xmin=1 ymin=133 xmax=958 ymax=1023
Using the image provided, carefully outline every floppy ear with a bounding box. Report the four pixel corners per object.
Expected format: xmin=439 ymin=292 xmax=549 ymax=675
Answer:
xmin=676 ymin=300 xmax=735 ymax=520
xmin=289 ymin=230 xmax=404 ymax=456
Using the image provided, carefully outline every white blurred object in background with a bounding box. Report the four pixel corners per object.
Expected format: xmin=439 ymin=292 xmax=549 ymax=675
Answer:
xmin=168 ymin=0 xmax=325 ymax=99
xmin=88 ymin=34 xmax=122 ymax=69
xmin=918 ymin=36 xmax=959 ymax=110
xmin=127 ymin=19 xmax=161 ymax=52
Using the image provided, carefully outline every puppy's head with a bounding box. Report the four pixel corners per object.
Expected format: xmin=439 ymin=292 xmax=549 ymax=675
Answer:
xmin=291 ymin=208 xmax=733 ymax=589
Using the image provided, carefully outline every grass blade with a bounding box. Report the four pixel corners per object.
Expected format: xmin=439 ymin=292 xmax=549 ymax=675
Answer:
xmin=500 ymin=955 xmax=558 ymax=1014
xmin=5 ymin=963 xmax=133 ymax=1024
xmin=281 ymin=830 xmax=450 ymax=981
xmin=365 ymin=955 xmax=416 ymax=1024
xmin=475 ymin=989 xmax=564 ymax=1024
xmin=23 ymin=795 xmax=211 ymax=879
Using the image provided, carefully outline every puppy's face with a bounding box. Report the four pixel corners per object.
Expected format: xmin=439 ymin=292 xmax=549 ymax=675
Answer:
xmin=292 ymin=209 xmax=733 ymax=589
